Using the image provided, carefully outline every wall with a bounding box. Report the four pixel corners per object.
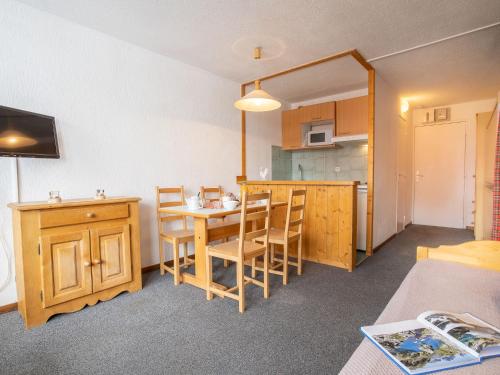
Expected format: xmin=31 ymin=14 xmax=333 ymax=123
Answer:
xmin=413 ymin=98 xmax=497 ymax=227
xmin=246 ymin=111 xmax=282 ymax=180
xmin=373 ymin=74 xmax=400 ymax=247
xmin=0 ymin=0 xmax=279 ymax=306
xmin=271 ymin=144 xmax=368 ymax=182
xmin=271 ymin=146 xmax=292 ymax=180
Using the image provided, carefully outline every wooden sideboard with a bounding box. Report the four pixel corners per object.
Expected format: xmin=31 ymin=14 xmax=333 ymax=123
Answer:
xmin=8 ymin=197 xmax=142 ymax=328
xmin=242 ymin=181 xmax=357 ymax=271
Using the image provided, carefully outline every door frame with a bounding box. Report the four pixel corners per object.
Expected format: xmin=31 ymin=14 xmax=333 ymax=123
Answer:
xmin=396 ymin=115 xmax=408 ymax=233
xmin=412 ymin=120 xmax=467 ymax=228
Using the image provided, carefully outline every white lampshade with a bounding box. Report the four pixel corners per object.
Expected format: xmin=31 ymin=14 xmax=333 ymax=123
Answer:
xmin=234 ymin=81 xmax=281 ymax=112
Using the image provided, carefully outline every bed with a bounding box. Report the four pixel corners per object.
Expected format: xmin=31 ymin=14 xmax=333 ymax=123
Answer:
xmin=339 ymin=240 xmax=500 ymax=374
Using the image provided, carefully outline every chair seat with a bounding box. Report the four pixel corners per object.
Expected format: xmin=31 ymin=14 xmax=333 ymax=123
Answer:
xmin=160 ymin=228 xmax=194 ymax=242
xmin=207 ymin=239 xmax=266 ymax=261
xmin=256 ymin=227 xmax=299 ymax=244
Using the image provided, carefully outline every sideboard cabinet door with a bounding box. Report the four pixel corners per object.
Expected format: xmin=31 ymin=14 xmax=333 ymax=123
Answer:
xmin=40 ymin=230 xmax=93 ymax=308
xmin=90 ymin=224 xmax=132 ymax=292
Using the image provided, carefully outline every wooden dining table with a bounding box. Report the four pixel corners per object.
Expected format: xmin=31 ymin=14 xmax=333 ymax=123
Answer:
xmin=159 ymin=201 xmax=287 ymax=291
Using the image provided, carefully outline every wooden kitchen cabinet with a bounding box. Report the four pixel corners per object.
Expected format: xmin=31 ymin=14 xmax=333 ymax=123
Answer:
xmin=9 ymin=197 xmax=141 ymax=328
xmin=335 ymin=96 xmax=368 ymax=136
xmin=299 ymin=101 xmax=335 ymax=123
xmin=282 ymin=109 xmax=302 ymax=149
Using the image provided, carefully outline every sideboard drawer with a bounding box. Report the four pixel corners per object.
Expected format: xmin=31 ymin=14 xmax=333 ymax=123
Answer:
xmin=40 ymin=203 xmax=129 ymax=228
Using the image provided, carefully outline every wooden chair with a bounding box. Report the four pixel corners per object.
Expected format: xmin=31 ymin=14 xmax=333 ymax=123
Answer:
xmin=200 ymin=185 xmax=223 ymax=204
xmin=254 ymin=189 xmax=306 ymax=285
xmin=206 ymin=191 xmax=272 ymax=313
xmin=201 ymin=185 xmax=233 ymax=267
xmin=156 ymin=186 xmax=195 ymax=285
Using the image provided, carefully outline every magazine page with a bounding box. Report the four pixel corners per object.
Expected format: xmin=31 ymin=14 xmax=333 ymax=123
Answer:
xmin=418 ymin=311 xmax=500 ymax=358
xmin=362 ymin=320 xmax=478 ymax=374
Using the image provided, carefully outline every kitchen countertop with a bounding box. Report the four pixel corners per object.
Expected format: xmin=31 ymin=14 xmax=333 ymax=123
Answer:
xmin=241 ymin=180 xmax=359 ymax=186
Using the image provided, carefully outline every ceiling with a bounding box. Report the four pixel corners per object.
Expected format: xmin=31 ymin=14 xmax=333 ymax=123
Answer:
xmin=16 ymin=0 xmax=500 ymax=108
xmin=249 ymin=56 xmax=367 ymax=103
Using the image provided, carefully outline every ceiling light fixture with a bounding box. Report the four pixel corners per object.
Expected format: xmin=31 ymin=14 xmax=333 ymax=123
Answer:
xmin=234 ymin=48 xmax=281 ymax=112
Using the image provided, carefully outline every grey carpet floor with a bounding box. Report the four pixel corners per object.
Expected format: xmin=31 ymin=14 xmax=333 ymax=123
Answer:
xmin=0 ymin=225 xmax=473 ymax=375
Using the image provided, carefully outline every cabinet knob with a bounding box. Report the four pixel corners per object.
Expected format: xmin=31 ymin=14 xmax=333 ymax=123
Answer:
xmin=86 ymin=212 xmax=96 ymax=218
xmin=92 ymin=259 xmax=102 ymax=265
xmin=83 ymin=261 xmax=91 ymax=267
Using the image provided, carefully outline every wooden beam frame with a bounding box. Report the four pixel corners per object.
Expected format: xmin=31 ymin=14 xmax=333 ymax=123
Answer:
xmin=238 ymin=49 xmax=375 ymax=255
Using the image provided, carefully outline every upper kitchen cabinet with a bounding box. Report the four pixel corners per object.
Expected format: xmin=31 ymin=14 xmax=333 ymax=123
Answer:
xmin=335 ymin=96 xmax=368 ymax=136
xmin=282 ymin=109 xmax=302 ymax=149
xmin=299 ymin=101 xmax=335 ymax=123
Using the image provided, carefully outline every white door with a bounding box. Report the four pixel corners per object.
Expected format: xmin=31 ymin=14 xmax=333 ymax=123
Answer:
xmin=414 ymin=122 xmax=466 ymax=228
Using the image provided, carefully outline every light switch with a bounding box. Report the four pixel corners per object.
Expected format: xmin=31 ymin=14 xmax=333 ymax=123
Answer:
xmin=334 ymin=166 xmax=341 ymax=173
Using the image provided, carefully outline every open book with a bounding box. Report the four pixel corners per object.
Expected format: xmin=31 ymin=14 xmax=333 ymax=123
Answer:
xmin=361 ymin=311 xmax=500 ymax=374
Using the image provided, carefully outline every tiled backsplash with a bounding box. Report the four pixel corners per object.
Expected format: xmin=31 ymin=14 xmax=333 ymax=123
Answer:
xmin=272 ymin=144 xmax=368 ymax=182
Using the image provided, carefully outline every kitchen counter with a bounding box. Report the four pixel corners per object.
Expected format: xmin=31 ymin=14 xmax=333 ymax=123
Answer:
xmin=243 ymin=180 xmax=359 ymax=186
xmin=240 ymin=180 xmax=357 ymax=271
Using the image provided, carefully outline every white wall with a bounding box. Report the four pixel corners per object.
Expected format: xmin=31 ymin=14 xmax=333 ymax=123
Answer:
xmin=246 ymin=111 xmax=282 ymax=180
xmin=373 ymin=74 xmax=400 ymax=247
xmin=413 ymin=98 xmax=497 ymax=227
xmin=0 ymin=0 xmax=280 ymax=305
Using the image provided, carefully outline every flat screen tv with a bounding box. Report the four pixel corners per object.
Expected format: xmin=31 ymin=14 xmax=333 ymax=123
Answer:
xmin=0 ymin=105 xmax=59 ymax=158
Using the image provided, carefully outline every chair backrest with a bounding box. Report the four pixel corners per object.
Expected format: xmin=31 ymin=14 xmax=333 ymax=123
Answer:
xmin=237 ymin=191 xmax=272 ymax=259
xmin=200 ymin=186 xmax=223 ymax=203
xmin=155 ymin=186 xmax=187 ymax=231
xmin=284 ymin=189 xmax=306 ymax=237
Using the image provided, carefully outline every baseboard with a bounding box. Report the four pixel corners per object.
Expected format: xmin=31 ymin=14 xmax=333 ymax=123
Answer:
xmin=0 ymin=302 xmax=18 ymax=314
xmin=0 ymin=256 xmax=193 ymax=315
xmin=405 ymin=221 xmax=412 ymax=228
xmin=373 ymin=233 xmax=397 ymax=253
xmin=141 ymin=255 xmax=195 ymax=274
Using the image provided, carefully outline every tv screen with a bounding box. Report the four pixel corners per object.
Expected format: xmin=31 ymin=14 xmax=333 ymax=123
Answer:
xmin=0 ymin=105 xmax=59 ymax=158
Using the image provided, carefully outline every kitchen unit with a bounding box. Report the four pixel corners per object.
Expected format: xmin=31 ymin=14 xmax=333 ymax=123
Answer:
xmin=281 ymin=96 xmax=368 ymax=151
xmin=336 ymin=96 xmax=369 ymax=136
xmin=242 ymin=180 xmax=358 ymax=271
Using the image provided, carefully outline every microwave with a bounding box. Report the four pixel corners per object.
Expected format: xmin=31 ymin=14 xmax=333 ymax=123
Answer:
xmin=307 ymin=128 xmax=333 ymax=146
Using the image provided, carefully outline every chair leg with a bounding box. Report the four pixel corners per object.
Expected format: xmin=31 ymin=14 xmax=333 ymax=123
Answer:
xmin=297 ymin=236 xmax=303 ymax=276
xmin=159 ymin=238 xmax=165 ymax=276
xmin=237 ymin=260 xmax=245 ymax=313
xmin=270 ymin=243 xmax=275 ymax=265
xmin=173 ymin=239 xmax=180 ymax=286
xmin=251 ymin=257 xmax=256 ymax=278
xmin=263 ymin=252 xmax=269 ymax=299
xmin=183 ymin=242 xmax=189 ymax=268
xmin=206 ymin=252 xmax=213 ymax=301
xmin=283 ymin=243 xmax=289 ymax=285
xmin=223 ymin=237 xmax=229 ymax=268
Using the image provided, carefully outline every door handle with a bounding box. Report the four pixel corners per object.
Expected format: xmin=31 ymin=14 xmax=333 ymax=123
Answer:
xmin=415 ymin=170 xmax=424 ymax=183
xmin=92 ymin=259 xmax=102 ymax=265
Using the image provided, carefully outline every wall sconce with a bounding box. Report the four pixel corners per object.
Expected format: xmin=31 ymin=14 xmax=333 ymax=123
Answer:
xmin=400 ymin=99 xmax=409 ymax=114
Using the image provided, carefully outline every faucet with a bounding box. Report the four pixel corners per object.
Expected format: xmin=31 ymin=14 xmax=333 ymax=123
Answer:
xmin=298 ymin=163 xmax=304 ymax=180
